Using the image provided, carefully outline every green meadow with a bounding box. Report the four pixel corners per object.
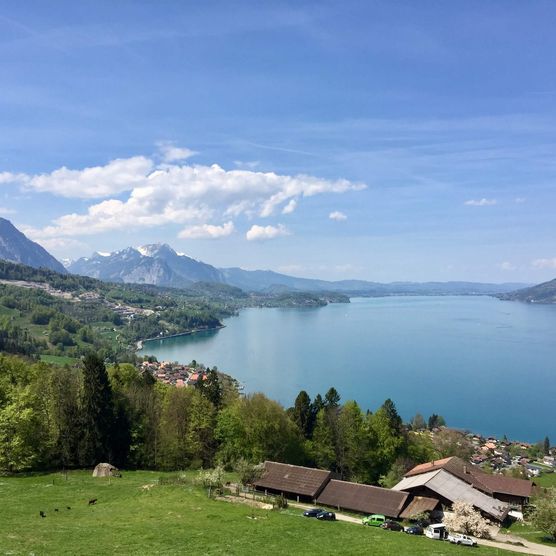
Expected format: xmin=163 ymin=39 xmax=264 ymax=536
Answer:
xmin=0 ymin=470 xmax=515 ymax=556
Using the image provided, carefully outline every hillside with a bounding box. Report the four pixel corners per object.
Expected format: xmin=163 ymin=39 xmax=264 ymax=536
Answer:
xmin=496 ymin=278 xmax=556 ymax=304
xmin=0 ymin=260 xmax=348 ymax=360
xmin=0 ymin=471 xmax=514 ymax=556
xmin=0 ymin=217 xmax=66 ymax=273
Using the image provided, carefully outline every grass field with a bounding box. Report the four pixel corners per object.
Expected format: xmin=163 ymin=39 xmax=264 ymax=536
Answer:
xmin=0 ymin=471 xmax=516 ymax=556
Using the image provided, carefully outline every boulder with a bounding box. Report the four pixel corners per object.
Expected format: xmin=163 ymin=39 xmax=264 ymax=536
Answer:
xmin=92 ymin=462 xmax=120 ymax=477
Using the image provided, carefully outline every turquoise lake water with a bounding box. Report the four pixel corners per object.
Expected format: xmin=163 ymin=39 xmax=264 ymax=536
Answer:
xmin=140 ymin=296 xmax=556 ymax=442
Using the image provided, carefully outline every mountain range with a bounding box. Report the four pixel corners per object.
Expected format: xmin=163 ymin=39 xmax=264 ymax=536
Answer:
xmin=67 ymin=243 xmax=529 ymax=296
xmin=0 ymin=217 xmax=545 ymax=297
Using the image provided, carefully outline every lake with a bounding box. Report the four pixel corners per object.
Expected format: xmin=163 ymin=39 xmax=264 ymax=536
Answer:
xmin=140 ymin=296 xmax=556 ymax=442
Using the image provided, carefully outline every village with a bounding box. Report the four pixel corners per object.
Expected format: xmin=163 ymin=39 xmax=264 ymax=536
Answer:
xmin=139 ymin=359 xmax=209 ymax=387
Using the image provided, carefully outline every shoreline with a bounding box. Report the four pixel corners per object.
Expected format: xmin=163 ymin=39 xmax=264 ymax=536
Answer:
xmin=136 ymin=324 xmax=226 ymax=351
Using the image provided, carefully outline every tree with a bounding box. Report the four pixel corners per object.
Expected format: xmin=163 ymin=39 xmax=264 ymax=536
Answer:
xmin=79 ymin=353 xmax=115 ymax=466
xmin=202 ymin=367 xmax=222 ymax=409
xmin=531 ymin=489 xmax=556 ymax=541
xmin=409 ymin=413 xmax=426 ymax=431
xmin=432 ymin=429 xmax=474 ymax=460
xmin=544 ymin=436 xmax=551 ymax=456
xmin=443 ymin=501 xmax=491 ymax=538
xmin=290 ymin=390 xmax=313 ymax=439
xmin=324 ymin=387 xmax=341 ymax=408
xmin=428 ymin=413 xmax=446 ymax=430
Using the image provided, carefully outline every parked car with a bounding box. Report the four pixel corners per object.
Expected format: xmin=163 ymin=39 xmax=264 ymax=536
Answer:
xmin=316 ymin=511 xmax=336 ymax=521
xmin=303 ymin=507 xmax=325 ymax=518
xmin=362 ymin=514 xmax=386 ymax=527
xmin=447 ymin=533 xmax=477 ymax=547
xmin=381 ymin=520 xmax=403 ymax=532
xmin=404 ymin=525 xmax=424 ymax=535
xmin=425 ymin=523 xmax=448 ymax=540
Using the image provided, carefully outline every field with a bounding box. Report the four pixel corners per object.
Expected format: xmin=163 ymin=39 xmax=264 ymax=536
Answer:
xmin=0 ymin=471 xmax=516 ymax=555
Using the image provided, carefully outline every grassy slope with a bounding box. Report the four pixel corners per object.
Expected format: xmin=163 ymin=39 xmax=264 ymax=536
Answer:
xmin=0 ymin=471 xmax=514 ymax=556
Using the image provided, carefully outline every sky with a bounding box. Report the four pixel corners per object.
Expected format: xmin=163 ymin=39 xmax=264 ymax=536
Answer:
xmin=1 ymin=0 xmax=555 ymax=283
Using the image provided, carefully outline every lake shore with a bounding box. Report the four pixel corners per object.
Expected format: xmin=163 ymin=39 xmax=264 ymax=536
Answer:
xmin=136 ymin=324 xmax=226 ymax=351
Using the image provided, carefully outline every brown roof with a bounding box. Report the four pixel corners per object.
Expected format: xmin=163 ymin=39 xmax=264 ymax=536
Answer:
xmin=317 ymin=479 xmax=409 ymax=518
xmin=253 ymin=461 xmax=331 ymax=498
xmin=405 ymin=457 xmax=533 ymax=499
xmin=472 ymin=473 xmax=533 ymax=498
xmin=398 ymin=496 xmax=440 ymax=519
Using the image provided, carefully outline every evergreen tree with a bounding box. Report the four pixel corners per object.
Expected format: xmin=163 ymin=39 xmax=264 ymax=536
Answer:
xmin=324 ymin=387 xmax=341 ymax=408
xmin=79 ymin=353 xmax=115 ymax=466
xmin=291 ymin=390 xmax=313 ymax=439
xmin=544 ymin=436 xmax=551 ymax=456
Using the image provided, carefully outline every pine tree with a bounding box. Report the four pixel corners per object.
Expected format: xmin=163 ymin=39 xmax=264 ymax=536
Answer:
xmin=79 ymin=353 xmax=114 ymax=466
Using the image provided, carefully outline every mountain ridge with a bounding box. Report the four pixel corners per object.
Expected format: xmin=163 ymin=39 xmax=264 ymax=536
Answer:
xmin=68 ymin=242 xmax=531 ymax=296
xmin=0 ymin=218 xmax=67 ymax=274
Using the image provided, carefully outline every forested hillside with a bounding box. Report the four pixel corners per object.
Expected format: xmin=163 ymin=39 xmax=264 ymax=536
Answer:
xmin=0 ymin=352 xmax=450 ymax=482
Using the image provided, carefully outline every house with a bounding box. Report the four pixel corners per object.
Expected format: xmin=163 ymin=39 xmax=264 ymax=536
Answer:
xmin=316 ymin=479 xmax=409 ymax=518
xmin=393 ymin=468 xmax=509 ymax=522
xmin=253 ymin=461 xmax=331 ymax=502
xmin=395 ymin=456 xmax=534 ymax=514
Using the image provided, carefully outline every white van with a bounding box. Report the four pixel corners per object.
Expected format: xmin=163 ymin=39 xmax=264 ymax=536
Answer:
xmin=425 ymin=523 xmax=447 ymax=540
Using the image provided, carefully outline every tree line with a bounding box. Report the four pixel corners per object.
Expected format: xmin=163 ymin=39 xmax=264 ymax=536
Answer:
xmin=0 ymin=352 xmax=466 ymax=486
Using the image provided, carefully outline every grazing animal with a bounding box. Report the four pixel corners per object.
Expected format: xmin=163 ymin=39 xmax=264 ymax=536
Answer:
xmin=54 ymin=508 xmax=59 ymax=512
xmin=67 ymin=506 xmax=71 ymax=510
xmin=39 ymin=511 xmax=46 ymax=518
xmin=88 ymin=498 xmax=97 ymax=506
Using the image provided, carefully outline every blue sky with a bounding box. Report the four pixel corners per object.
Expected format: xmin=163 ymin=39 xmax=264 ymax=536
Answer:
xmin=1 ymin=1 xmax=555 ymax=283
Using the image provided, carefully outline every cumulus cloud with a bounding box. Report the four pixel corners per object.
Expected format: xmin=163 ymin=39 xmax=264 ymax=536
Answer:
xmin=157 ymin=142 xmax=198 ymax=163
xmin=178 ymin=221 xmax=235 ymax=240
xmin=282 ymin=199 xmax=297 ymax=214
xmin=15 ymin=153 xmax=365 ymax=241
xmin=246 ymin=224 xmax=290 ymax=241
xmin=329 ymin=210 xmax=347 ymax=221
xmin=499 ymin=261 xmax=516 ymax=271
xmin=464 ymin=198 xmax=497 ymax=206
xmin=15 ymin=157 xmax=153 ymax=199
xmin=532 ymin=258 xmax=556 ymax=269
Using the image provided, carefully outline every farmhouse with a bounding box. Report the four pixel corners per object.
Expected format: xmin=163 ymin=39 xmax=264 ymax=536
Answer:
xmin=253 ymin=461 xmax=331 ymax=502
xmin=401 ymin=456 xmax=534 ymax=510
xmin=393 ymin=468 xmax=509 ymax=522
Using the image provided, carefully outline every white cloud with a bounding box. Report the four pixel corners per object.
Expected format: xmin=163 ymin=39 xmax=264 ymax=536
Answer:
xmin=0 ymin=172 xmax=28 ymax=184
xmin=282 ymin=199 xmax=297 ymax=214
xmin=0 ymin=206 xmax=16 ymax=215
xmin=532 ymin=258 xmax=556 ymax=269
xmin=157 ymin=142 xmax=198 ymax=163
xmin=18 ymin=157 xmax=153 ymax=199
xmin=17 ymin=153 xmax=365 ymax=240
xmin=464 ymin=198 xmax=497 ymax=206
xmin=329 ymin=210 xmax=347 ymax=221
xmin=514 ymin=197 xmax=526 ymax=204
xmin=178 ymin=221 xmax=235 ymax=240
xmin=246 ymin=224 xmax=290 ymax=241
xmin=33 ymin=237 xmax=89 ymax=254
xmin=499 ymin=261 xmax=516 ymax=271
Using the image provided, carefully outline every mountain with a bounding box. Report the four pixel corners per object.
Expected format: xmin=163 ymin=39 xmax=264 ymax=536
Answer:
xmin=496 ymin=278 xmax=556 ymax=303
xmin=0 ymin=217 xmax=67 ymax=274
xmin=69 ymin=242 xmax=529 ymax=296
xmin=69 ymin=244 xmax=223 ymax=288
